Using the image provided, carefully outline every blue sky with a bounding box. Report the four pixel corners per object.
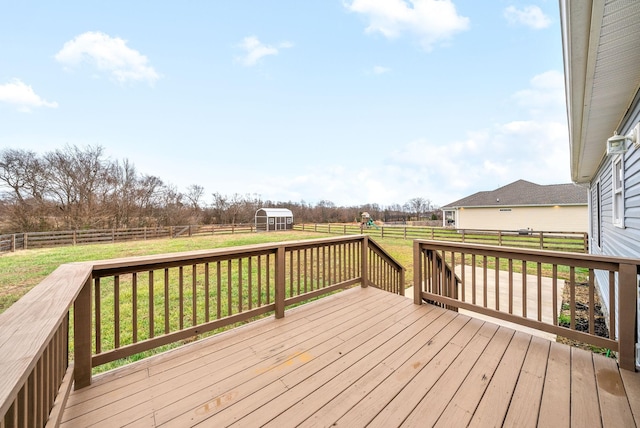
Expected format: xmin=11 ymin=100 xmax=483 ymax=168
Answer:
xmin=0 ymin=0 xmax=568 ymax=208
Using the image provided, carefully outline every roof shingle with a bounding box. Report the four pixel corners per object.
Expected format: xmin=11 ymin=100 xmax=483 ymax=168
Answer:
xmin=441 ymin=180 xmax=587 ymax=208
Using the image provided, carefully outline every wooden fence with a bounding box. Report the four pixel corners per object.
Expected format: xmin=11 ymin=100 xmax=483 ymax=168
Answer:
xmin=0 ymin=235 xmax=404 ymax=426
xmin=295 ymin=223 xmax=589 ymax=253
xmin=0 ymin=224 xmax=255 ymax=254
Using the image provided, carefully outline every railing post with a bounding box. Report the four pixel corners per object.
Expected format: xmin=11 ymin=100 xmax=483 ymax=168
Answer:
xmin=361 ymin=235 xmax=369 ymax=288
xmin=584 ymin=233 xmax=589 ymax=253
xmin=74 ymin=276 xmax=93 ymax=389
xmin=275 ymin=246 xmax=286 ymax=318
xmin=618 ymin=263 xmax=637 ymax=371
xmin=413 ymin=241 xmax=422 ymax=305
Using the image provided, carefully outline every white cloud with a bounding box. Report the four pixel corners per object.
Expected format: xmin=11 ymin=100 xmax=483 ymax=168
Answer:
xmin=236 ymin=36 xmax=293 ymax=67
xmin=512 ymin=70 xmax=565 ymax=118
xmin=372 ymin=65 xmax=391 ymax=74
xmin=0 ymin=79 xmax=58 ymax=112
xmin=380 ymin=70 xmax=569 ymax=204
xmin=504 ymin=5 xmax=551 ymax=29
xmin=345 ymin=0 xmax=470 ymax=51
xmin=55 ymin=31 xmax=160 ymax=85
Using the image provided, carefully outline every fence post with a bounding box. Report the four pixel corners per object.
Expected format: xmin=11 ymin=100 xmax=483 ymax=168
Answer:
xmin=618 ymin=263 xmax=637 ymax=371
xmin=275 ymin=246 xmax=286 ymax=319
xmin=361 ymin=235 xmax=369 ymax=288
xmin=24 ymin=233 xmax=28 ymax=250
xmin=498 ymin=231 xmax=502 ymax=246
xmin=461 ymin=229 xmax=466 ymax=243
xmin=343 ymin=225 xmax=346 ymax=235
xmin=189 ymin=225 xmax=192 ymax=237
xmin=74 ymin=275 xmax=93 ymax=389
xmin=539 ymin=232 xmax=544 ymax=249
xmin=112 ymin=229 xmax=115 ymax=243
xmin=73 ymin=230 xmax=77 ymax=246
xmin=404 ymin=227 xmax=407 ymax=240
xmin=11 ymin=234 xmax=15 ymax=252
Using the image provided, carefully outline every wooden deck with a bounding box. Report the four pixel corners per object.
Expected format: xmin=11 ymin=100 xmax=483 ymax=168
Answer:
xmin=60 ymin=286 xmax=640 ymax=427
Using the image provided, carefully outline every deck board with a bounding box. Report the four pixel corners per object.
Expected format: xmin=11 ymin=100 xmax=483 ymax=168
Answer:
xmin=60 ymin=286 xmax=639 ymax=427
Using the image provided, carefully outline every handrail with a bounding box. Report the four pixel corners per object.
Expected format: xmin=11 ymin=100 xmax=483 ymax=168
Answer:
xmin=366 ymin=237 xmax=406 ymax=295
xmin=0 ymin=263 xmax=92 ymax=426
xmin=413 ymin=240 xmax=638 ymax=371
xmin=0 ymin=235 xmax=404 ymax=426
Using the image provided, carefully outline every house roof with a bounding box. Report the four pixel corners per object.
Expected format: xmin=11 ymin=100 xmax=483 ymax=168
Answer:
xmin=560 ymin=0 xmax=640 ymax=182
xmin=441 ymin=180 xmax=587 ymax=209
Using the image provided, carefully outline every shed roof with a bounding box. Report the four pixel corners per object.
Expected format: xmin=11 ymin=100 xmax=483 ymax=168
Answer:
xmin=441 ymin=180 xmax=587 ymax=209
xmin=255 ymin=208 xmax=293 ymax=217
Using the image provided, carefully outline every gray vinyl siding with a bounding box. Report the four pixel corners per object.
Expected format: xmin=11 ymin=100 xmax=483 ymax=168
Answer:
xmin=590 ymin=97 xmax=640 ymax=349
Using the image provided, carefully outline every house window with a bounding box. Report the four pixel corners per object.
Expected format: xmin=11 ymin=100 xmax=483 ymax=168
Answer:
xmin=612 ymin=156 xmax=625 ymax=227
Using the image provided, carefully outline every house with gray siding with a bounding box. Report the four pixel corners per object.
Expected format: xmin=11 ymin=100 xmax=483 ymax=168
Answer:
xmin=560 ymin=0 xmax=640 ymax=367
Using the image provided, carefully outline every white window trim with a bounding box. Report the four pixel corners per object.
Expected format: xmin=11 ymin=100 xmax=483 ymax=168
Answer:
xmin=595 ymin=179 xmax=602 ymax=248
xmin=612 ymin=155 xmax=625 ymax=228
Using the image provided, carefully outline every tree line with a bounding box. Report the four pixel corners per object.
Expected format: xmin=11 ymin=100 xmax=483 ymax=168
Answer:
xmin=0 ymin=144 xmax=440 ymax=233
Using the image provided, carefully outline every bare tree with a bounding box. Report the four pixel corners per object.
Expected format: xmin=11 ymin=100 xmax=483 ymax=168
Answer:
xmin=0 ymin=149 xmax=49 ymax=230
xmin=406 ymin=197 xmax=430 ymax=221
xmin=211 ymin=192 xmax=229 ymax=224
xmin=109 ymin=159 xmax=138 ymax=228
xmin=185 ymin=184 xmax=205 ymax=224
xmin=44 ymin=144 xmax=111 ymax=229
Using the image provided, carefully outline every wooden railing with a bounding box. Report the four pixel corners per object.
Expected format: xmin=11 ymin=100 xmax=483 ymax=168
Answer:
xmin=0 ymin=235 xmax=404 ymax=426
xmin=413 ymin=240 xmax=639 ymax=370
xmin=295 ymin=223 xmax=589 ymax=253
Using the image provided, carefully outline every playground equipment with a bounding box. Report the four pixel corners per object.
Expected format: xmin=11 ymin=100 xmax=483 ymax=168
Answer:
xmin=360 ymin=212 xmax=379 ymax=229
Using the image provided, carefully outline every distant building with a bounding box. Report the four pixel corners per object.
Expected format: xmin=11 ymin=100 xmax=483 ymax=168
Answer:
xmin=254 ymin=208 xmax=293 ymax=232
xmin=441 ymin=180 xmax=588 ymax=232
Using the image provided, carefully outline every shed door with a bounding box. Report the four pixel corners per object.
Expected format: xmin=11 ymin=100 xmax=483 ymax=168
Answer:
xmin=275 ymin=217 xmax=286 ymax=230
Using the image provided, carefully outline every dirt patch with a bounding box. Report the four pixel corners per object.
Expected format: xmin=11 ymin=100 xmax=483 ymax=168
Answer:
xmin=556 ymin=281 xmax=613 ymax=357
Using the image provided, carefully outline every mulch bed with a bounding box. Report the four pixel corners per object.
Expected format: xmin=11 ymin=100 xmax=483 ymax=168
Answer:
xmin=556 ymin=281 xmax=613 ymax=357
